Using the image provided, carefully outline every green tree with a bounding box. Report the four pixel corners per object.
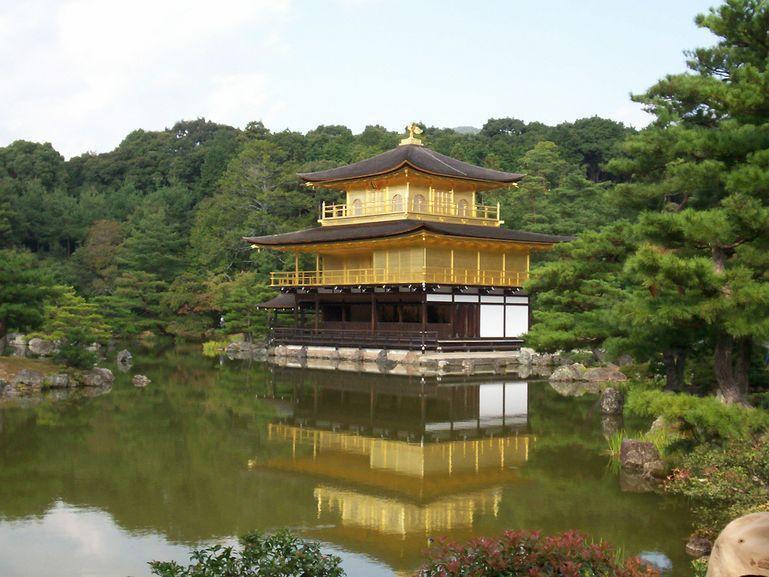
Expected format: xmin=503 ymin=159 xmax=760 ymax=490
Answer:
xmin=607 ymin=0 xmax=769 ymax=403
xmin=96 ymin=272 xmax=167 ymax=336
xmin=70 ymin=219 xmax=124 ymax=295
xmin=0 ymin=249 xmax=54 ymax=338
xmin=118 ymin=202 xmax=185 ymax=282
xmin=525 ymin=222 xmax=635 ymax=357
xmin=213 ymin=272 xmax=275 ymax=339
xmin=161 ymin=273 xmax=219 ymax=339
xmin=35 ymin=285 xmax=111 ymax=368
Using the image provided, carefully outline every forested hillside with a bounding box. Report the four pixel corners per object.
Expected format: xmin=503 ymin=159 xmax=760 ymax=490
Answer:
xmin=0 ymin=117 xmax=631 ymax=340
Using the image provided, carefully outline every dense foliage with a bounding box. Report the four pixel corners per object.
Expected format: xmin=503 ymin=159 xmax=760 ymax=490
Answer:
xmin=417 ymin=530 xmax=656 ymax=577
xmin=150 ymin=531 xmax=343 ymax=577
xmin=666 ymin=434 xmax=769 ymax=538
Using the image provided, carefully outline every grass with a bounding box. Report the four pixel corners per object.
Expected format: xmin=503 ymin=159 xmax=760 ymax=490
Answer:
xmin=202 ymin=340 xmax=229 ymax=357
xmin=604 ymin=425 xmax=685 ymax=472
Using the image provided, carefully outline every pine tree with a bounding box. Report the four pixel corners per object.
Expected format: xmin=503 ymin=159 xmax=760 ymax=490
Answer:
xmin=0 ymin=249 xmax=54 ymax=338
xmin=608 ymin=0 xmax=769 ymax=403
xmin=525 ymin=222 xmax=636 ymax=356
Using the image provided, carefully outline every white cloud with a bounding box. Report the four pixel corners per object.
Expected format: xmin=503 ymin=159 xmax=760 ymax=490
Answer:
xmin=0 ymin=0 xmax=293 ymax=157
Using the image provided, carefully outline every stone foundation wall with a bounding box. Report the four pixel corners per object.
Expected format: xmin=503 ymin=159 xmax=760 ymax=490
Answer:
xmin=267 ymin=345 xmax=559 ymax=377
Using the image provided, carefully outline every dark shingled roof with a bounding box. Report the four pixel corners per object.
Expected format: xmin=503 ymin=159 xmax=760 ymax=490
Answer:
xmin=244 ymin=220 xmax=570 ymax=247
xmin=298 ymin=144 xmax=524 ymax=185
xmin=256 ymin=293 xmax=296 ymax=309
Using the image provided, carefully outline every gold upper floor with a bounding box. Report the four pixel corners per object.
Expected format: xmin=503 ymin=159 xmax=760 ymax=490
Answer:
xmin=318 ymin=174 xmax=502 ymax=227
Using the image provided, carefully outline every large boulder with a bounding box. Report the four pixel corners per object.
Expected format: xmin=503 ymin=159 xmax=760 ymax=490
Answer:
xmin=620 ymin=439 xmax=662 ymax=473
xmin=549 ymin=363 xmax=587 ymax=382
xmin=584 ymin=365 xmax=628 ymax=383
xmin=6 ymin=333 xmax=27 ymax=357
xmin=80 ymin=367 xmax=114 ymax=387
xmin=27 ymin=337 xmax=58 ymax=357
xmin=706 ymin=512 xmax=769 ymax=577
xmin=600 ymin=387 xmax=624 ymax=415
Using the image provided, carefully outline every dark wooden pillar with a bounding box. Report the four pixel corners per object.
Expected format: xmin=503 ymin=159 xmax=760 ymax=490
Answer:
xmin=314 ymin=292 xmax=319 ymax=332
xmin=421 ymin=293 xmax=427 ymax=332
xmin=371 ymin=291 xmax=376 ymax=334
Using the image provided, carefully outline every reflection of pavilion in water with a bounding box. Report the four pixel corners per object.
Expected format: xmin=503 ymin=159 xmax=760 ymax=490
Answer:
xmin=259 ymin=370 xmax=532 ymax=572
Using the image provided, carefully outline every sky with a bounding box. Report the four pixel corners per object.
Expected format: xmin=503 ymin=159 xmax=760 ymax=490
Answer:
xmin=0 ymin=0 xmax=718 ymax=158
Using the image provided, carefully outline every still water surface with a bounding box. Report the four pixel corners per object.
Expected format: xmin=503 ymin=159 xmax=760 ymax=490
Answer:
xmin=0 ymin=347 xmax=693 ymax=577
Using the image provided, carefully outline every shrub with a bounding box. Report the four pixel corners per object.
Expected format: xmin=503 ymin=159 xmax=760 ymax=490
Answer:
xmin=625 ymin=389 xmax=769 ymax=442
xmin=150 ymin=531 xmax=344 ymax=577
xmin=54 ymin=327 xmax=97 ymax=369
xmin=666 ymin=434 xmax=769 ymax=538
xmin=417 ymin=530 xmax=657 ymax=577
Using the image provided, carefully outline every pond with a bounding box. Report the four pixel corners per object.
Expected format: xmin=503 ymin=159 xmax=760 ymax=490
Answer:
xmin=0 ymin=346 xmax=693 ymax=577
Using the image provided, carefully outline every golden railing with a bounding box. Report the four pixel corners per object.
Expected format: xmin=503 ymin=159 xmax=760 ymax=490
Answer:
xmin=270 ymin=267 xmax=528 ymax=287
xmin=320 ymin=199 xmax=500 ymax=223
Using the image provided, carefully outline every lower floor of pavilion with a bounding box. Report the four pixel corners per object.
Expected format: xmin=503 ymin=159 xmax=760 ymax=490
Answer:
xmin=262 ymin=285 xmax=529 ymax=351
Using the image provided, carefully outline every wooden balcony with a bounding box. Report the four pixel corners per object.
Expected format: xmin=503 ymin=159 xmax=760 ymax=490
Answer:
xmin=319 ymin=199 xmax=501 ymax=226
xmin=269 ymin=267 xmax=528 ymax=288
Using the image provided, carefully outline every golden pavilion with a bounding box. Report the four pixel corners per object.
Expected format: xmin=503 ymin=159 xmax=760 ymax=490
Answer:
xmin=245 ymin=124 xmax=568 ymax=350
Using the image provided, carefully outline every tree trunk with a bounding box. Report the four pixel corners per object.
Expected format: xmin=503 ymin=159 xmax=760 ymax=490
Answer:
xmin=714 ymin=332 xmax=745 ymax=404
xmin=734 ymin=337 xmax=752 ymax=402
xmin=663 ymin=348 xmax=688 ymax=391
xmin=0 ymin=319 xmax=6 ymax=340
xmin=675 ymin=348 xmax=687 ymax=391
xmin=663 ymin=350 xmax=680 ymax=391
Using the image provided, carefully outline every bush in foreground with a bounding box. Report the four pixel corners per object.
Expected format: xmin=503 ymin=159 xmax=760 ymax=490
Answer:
xmin=417 ymin=530 xmax=657 ymax=577
xmin=666 ymin=434 xmax=769 ymax=538
xmin=149 ymin=531 xmax=343 ymax=577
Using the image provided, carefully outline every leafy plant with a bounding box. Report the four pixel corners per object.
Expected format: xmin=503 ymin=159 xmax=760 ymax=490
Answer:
xmin=417 ymin=530 xmax=657 ymax=577
xmin=149 ymin=531 xmax=344 ymax=577
xmin=692 ymin=557 xmax=708 ymax=577
xmin=625 ymin=389 xmax=769 ymax=443
xmin=666 ymin=434 xmax=769 ymax=538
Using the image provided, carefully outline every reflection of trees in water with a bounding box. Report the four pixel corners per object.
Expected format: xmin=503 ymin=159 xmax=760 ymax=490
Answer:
xmin=0 ymin=353 xmax=694 ymax=575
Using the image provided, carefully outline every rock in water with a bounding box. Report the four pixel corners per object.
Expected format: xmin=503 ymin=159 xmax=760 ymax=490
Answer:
xmin=132 ymin=374 xmax=151 ymax=387
xmin=44 ymin=373 xmax=70 ymax=388
xmin=80 ymin=367 xmax=114 ymax=387
xmin=548 ymin=363 xmax=587 ymax=382
xmin=706 ymin=512 xmax=769 ymax=577
xmin=600 ymin=387 xmax=624 ymax=415
xmin=686 ymin=535 xmax=712 ymax=558
xmin=620 ymin=439 xmax=662 ymax=472
xmin=116 ymin=349 xmax=133 ymax=365
xmin=12 ymin=369 xmax=44 ymax=386
xmin=91 ymin=367 xmax=114 ymax=383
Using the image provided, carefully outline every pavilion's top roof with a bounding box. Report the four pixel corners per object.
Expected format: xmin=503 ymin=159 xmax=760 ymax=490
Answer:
xmin=298 ymin=144 xmax=524 ymax=187
xmin=244 ymin=219 xmax=570 ymax=247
